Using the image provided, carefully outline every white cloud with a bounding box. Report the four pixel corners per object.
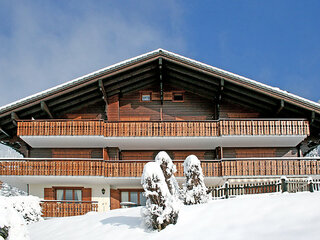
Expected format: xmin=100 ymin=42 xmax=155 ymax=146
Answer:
xmin=0 ymin=1 xmax=186 ymax=106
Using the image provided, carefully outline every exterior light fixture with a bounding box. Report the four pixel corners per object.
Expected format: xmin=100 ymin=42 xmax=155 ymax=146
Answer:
xmin=101 ymin=188 xmax=106 ymax=195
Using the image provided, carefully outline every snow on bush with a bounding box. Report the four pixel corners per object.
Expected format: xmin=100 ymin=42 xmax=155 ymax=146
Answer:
xmin=154 ymin=151 xmax=180 ymax=197
xmin=0 ymin=182 xmax=42 ymax=224
xmin=306 ymin=145 xmax=320 ymax=157
xmin=9 ymin=196 xmax=43 ymax=224
xmin=0 ymin=197 xmax=30 ymax=240
xmin=183 ymin=155 xmax=209 ymax=205
xmin=0 ymin=182 xmax=27 ymax=197
xmin=141 ymin=162 xmax=180 ymax=231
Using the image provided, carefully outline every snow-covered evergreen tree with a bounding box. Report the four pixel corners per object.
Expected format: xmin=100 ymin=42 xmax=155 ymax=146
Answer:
xmin=141 ymin=162 xmax=180 ymax=231
xmin=183 ymin=155 xmax=209 ymax=205
xmin=154 ymin=151 xmax=180 ymax=197
xmin=306 ymin=145 xmax=320 ymax=157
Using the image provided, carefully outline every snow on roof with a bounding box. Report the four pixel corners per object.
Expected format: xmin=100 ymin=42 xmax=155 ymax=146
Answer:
xmin=1 ymin=48 xmax=320 ymax=114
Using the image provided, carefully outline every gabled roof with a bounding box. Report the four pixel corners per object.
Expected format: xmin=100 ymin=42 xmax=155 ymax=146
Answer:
xmin=0 ymin=49 xmax=319 ymax=139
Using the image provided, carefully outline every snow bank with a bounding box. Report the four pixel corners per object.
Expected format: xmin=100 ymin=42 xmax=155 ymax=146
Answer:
xmin=28 ymin=192 xmax=320 ymax=240
xmin=0 ymin=197 xmax=29 ymax=240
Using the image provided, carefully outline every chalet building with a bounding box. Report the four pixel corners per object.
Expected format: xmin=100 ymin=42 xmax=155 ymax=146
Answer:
xmin=0 ymin=49 xmax=320 ymax=217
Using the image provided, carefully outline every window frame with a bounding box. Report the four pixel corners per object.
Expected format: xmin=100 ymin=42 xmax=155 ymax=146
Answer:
xmin=172 ymin=91 xmax=184 ymax=102
xmin=140 ymin=91 xmax=152 ymax=102
xmin=53 ymin=187 xmax=84 ymax=201
xmin=120 ymin=189 xmax=146 ymax=206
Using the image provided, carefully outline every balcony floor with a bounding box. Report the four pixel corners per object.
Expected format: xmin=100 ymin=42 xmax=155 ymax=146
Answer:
xmin=21 ymin=135 xmax=307 ymax=149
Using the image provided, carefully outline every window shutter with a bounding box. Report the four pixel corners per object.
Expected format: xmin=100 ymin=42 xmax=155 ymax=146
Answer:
xmin=44 ymin=188 xmax=55 ymax=200
xmin=82 ymin=188 xmax=92 ymax=202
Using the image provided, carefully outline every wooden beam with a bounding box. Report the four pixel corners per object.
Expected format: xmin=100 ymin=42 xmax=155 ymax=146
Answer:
xmin=276 ymin=99 xmax=285 ymax=115
xmin=105 ymin=71 xmax=156 ymax=93
xmin=40 ymin=101 xmax=54 ymax=119
xmin=168 ymin=78 xmax=214 ymax=100
xmin=165 ymin=63 xmax=220 ymax=86
xmin=53 ymin=92 xmax=101 ymax=112
xmin=11 ymin=112 xmax=19 ymax=126
xmin=311 ymin=111 xmax=316 ymax=125
xmin=58 ymin=98 xmax=103 ymax=116
xmin=0 ymin=127 xmax=11 ymax=138
xmin=99 ymin=79 xmax=108 ymax=120
xmin=120 ymin=78 xmax=156 ymax=94
xmin=98 ymin=79 xmax=108 ymax=104
xmin=159 ymin=58 xmax=163 ymax=105
xmin=48 ymin=85 xmax=98 ymax=107
xmin=103 ymin=63 xmax=157 ymax=87
xmin=167 ymin=71 xmax=219 ymax=93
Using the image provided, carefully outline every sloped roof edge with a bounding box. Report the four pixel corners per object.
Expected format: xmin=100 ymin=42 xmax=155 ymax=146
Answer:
xmin=1 ymin=48 xmax=320 ymax=114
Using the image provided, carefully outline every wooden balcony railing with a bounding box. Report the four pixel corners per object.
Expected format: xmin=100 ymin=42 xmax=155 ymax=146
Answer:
xmin=1 ymin=157 xmax=319 ymax=178
xmin=41 ymin=200 xmax=98 ymax=217
xmin=17 ymin=119 xmax=309 ymax=137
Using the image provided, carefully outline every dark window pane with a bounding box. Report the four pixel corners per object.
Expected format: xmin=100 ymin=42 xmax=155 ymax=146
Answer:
xmin=65 ymin=190 xmax=73 ymax=200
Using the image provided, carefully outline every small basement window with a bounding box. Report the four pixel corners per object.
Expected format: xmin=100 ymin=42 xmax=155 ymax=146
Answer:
xmin=141 ymin=92 xmax=151 ymax=102
xmin=172 ymin=92 xmax=184 ymax=102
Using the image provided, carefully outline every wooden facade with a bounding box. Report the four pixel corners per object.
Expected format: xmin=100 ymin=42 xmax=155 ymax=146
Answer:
xmin=1 ymin=49 xmax=320 ymax=215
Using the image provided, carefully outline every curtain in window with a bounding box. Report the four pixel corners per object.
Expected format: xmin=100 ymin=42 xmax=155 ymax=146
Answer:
xmin=56 ymin=190 xmax=64 ymax=201
xmin=75 ymin=190 xmax=82 ymax=201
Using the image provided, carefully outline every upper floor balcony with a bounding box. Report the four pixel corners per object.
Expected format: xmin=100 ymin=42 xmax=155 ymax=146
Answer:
xmin=17 ymin=119 xmax=310 ymax=149
xmin=1 ymin=157 xmax=319 ymax=179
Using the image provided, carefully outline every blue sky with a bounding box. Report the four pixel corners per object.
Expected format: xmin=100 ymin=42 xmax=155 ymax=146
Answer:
xmin=0 ymin=0 xmax=319 ymax=107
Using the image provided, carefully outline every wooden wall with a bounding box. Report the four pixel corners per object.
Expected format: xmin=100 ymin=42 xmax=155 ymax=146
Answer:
xmin=29 ymin=148 xmax=103 ymax=158
xmin=120 ymin=150 xmax=215 ymax=160
xmin=222 ymin=147 xmax=298 ymax=158
xmin=60 ymin=102 xmax=105 ymax=119
xmin=219 ymin=100 xmax=261 ymax=119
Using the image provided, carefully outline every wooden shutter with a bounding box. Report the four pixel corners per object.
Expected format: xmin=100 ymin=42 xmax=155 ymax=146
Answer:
xmin=82 ymin=188 xmax=92 ymax=202
xmin=44 ymin=188 xmax=55 ymax=200
xmin=110 ymin=189 xmax=121 ymax=210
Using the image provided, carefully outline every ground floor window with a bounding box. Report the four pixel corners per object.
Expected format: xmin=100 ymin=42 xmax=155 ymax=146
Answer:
xmin=54 ymin=188 xmax=83 ymax=201
xmin=120 ymin=190 xmax=146 ymax=207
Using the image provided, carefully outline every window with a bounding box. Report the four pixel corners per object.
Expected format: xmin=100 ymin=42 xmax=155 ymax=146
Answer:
xmin=54 ymin=188 xmax=83 ymax=201
xmin=172 ymin=92 xmax=184 ymax=102
xmin=141 ymin=92 xmax=152 ymax=102
xmin=120 ymin=190 xmax=146 ymax=207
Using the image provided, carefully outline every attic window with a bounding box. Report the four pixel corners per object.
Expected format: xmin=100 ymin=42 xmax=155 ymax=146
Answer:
xmin=141 ymin=92 xmax=151 ymax=102
xmin=172 ymin=92 xmax=184 ymax=102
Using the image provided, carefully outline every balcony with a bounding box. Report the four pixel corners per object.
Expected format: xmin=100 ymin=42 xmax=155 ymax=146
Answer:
xmin=1 ymin=157 xmax=319 ymax=178
xmin=41 ymin=200 xmax=98 ymax=217
xmin=17 ymin=119 xmax=309 ymax=149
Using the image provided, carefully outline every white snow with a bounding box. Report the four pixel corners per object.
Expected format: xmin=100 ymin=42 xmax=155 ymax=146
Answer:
xmin=0 ymin=182 xmax=27 ymax=197
xmin=28 ymin=192 xmax=320 ymax=240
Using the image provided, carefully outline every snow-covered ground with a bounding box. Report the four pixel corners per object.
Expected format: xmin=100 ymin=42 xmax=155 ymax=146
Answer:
xmin=29 ymin=192 xmax=320 ymax=240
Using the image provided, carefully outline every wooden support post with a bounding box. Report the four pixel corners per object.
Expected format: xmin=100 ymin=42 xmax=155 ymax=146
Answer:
xmin=308 ymin=178 xmax=314 ymax=193
xmin=41 ymin=101 xmax=54 ymax=119
xmin=311 ymin=111 xmax=315 ymax=125
xmin=281 ymin=177 xmax=288 ymax=193
xmin=11 ymin=112 xmax=19 ymax=126
xmin=159 ymin=58 xmax=163 ymax=105
xmin=99 ymin=79 xmax=108 ymax=120
xmin=276 ymin=99 xmax=285 ymax=115
xmin=224 ymin=181 xmax=229 ymax=199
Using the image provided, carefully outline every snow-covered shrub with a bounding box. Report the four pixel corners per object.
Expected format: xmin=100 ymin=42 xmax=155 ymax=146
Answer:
xmin=306 ymin=145 xmax=320 ymax=157
xmin=0 ymin=197 xmax=29 ymax=240
xmin=0 ymin=182 xmax=27 ymax=197
xmin=141 ymin=162 xmax=180 ymax=231
xmin=155 ymin=151 xmax=180 ymax=197
xmin=0 ymin=183 xmax=42 ymax=224
xmin=183 ymin=155 xmax=209 ymax=205
xmin=9 ymin=196 xmax=42 ymax=224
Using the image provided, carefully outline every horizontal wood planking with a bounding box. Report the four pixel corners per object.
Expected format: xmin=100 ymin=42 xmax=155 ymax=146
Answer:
xmin=17 ymin=119 xmax=310 ymax=137
xmin=1 ymin=158 xmax=320 ymax=177
xmin=41 ymin=201 xmax=98 ymax=217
